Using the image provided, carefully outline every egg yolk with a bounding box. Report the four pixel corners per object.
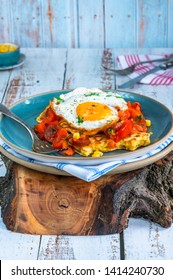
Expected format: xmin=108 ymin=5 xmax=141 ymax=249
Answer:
xmin=76 ymin=102 xmax=114 ymax=121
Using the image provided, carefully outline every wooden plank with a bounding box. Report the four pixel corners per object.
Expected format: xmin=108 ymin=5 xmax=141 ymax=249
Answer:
xmin=124 ymin=218 xmax=173 ymax=259
xmin=0 ymin=0 xmax=172 ymax=48
xmin=78 ymin=0 xmax=104 ymax=48
xmin=168 ymin=0 xmax=173 ymax=47
xmin=0 ymin=72 xmax=12 ymax=102
xmin=3 ymin=48 xmax=67 ymax=106
xmin=0 ymin=210 xmax=40 ymax=260
xmin=0 ymin=0 xmax=11 ymax=42
xmin=10 ymin=0 xmax=43 ymax=47
xmin=104 ymin=0 xmax=136 ymax=48
xmin=42 ymin=0 xmax=78 ymax=48
xmin=137 ymin=0 xmax=168 ymax=47
xmin=64 ymin=48 xmax=116 ymax=89
xmin=38 ymin=235 xmax=120 ymax=260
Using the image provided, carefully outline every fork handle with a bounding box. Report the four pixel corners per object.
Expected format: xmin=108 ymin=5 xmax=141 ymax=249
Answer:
xmin=135 ymin=55 xmax=173 ymax=66
xmin=104 ymin=55 xmax=173 ymax=72
xmin=0 ymin=103 xmax=34 ymax=140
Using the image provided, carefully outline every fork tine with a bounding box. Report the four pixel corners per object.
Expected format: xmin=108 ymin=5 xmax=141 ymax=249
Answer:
xmin=37 ymin=148 xmax=67 ymax=154
xmin=32 ymin=141 xmax=68 ymax=154
xmin=0 ymin=104 xmax=69 ymax=154
xmin=102 ymin=65 xmax=134 ymax=75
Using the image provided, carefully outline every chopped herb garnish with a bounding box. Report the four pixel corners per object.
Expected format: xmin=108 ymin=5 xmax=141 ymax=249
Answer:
xmin=106 ymin=93 xmax=123 ymax=98
xmin=84 ymin=93 xmax=100 ymax=97
xmin=55 ymin=96 xmax=64 ymax=102
xmin=115 ymin=95 xmax=123 ymax=98
xmin=77 ymin=116 xmax=84 ymax=124
xmin=137 ymin=115 xmax=143 ymax=119
xmin=107 ymin=128 xmax=115 ymax=134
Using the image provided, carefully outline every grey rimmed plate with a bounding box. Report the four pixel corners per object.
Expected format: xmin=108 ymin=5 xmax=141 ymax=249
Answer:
xmin=0 ymin=89 xmax=173 ymax=166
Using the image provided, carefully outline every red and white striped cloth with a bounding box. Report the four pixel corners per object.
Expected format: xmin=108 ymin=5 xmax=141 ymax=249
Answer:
xmin=117 ymin=54 xmax=173 ymax=85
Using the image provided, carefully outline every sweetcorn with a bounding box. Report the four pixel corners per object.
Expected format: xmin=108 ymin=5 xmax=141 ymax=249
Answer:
xmin=0 ymin=43 xmax=17 ymax=53
xmin=73 ymin=132 xmax=80 ymax=140
xmin=146 ymin=119 xmax=151 ymax=127
xmin=92 ymin=150 xmax=103 ymax=157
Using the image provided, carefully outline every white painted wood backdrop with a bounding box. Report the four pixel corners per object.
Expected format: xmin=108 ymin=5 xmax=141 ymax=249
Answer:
xmin=0 ymin=48 xmax=173 ymax=260
xmin=0 ymin=0 xmax=173 ymax=48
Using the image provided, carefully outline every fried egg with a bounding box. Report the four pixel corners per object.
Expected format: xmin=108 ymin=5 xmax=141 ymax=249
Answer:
xmin=52 ymin=88 xmax=127 ymax=131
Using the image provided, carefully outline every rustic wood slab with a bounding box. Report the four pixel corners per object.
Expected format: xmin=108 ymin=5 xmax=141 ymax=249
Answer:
xmin=1 ymin=152 xmax=172 ymax=236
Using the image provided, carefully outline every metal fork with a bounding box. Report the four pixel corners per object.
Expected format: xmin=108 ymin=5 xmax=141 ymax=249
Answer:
xmin=102 ymin=55 xmax=173 ymax=75
xmin=0 ymin=103 xmax=65 ymax=154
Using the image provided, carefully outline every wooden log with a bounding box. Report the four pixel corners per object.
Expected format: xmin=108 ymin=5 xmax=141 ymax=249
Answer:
xmin=0 ymin=152 xmax=173 ymax=235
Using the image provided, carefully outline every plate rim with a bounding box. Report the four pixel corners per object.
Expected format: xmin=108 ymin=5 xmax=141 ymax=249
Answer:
xmin=0 ymin=88 xmax=173 ymax=163
xmin=0 ymin=53 xmax=26 ymax=70
xmin=0 ymin=142 xmax=172 ymax=176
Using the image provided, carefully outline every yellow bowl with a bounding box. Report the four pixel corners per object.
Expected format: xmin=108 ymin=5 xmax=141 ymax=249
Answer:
xmin=0 ymin=43 xmax=20 ymax=67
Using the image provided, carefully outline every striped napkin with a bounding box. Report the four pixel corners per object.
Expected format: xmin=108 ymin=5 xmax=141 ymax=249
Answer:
xmin=117 ymin=54 xmax=173 ymax=85
xmin=0 ymin=135 xmax=173 ymax=182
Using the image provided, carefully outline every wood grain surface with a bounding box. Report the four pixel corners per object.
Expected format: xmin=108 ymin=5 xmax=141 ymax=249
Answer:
xmin=1 ymin=0 xmax=173 ymax=48
xmin=0 ymin=48 xmax=173 ymax=260
xmin=1 ymin=154 xmax=172 ymax=236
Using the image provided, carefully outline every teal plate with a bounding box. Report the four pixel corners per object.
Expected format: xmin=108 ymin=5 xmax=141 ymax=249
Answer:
xmin=0 ymin=89 xmax=173 ymax=165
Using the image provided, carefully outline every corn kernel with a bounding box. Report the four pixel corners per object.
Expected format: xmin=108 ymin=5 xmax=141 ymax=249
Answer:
xmin=92 ymin=150 xmax=103 ymax=157
xmin=73 ymin=132 xmax=80 ymax=140
xmin=146 ymin=119 xmax=151 ymax=127
xmin=0 ymin=43 xmax=17 ymax=53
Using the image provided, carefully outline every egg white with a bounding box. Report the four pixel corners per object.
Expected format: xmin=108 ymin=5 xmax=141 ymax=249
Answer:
xmin=52 ymin=88 xmax=127 ymax=131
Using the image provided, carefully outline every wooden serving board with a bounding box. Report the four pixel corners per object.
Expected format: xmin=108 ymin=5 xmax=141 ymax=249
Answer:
xmin=0 ymin=152 xmax=173 ymax=236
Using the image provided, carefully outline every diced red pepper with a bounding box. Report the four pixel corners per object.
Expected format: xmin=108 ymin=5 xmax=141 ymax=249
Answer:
xmin=118 ymin=109 xmax=131 ymax=121
xmin=42 ymin=109 xmax=57 ymax=124
xmin=115 ymin=119 xmax=133 ymax=142
xmin=56 ymin=127 xmax=68 ymax=141
xmin=107 ymin=139 xmax=116 ymax=149
xmin=52 ymin=139 xmax=63 ymax=149
xmin=34 ymin=122 xmax=46 ymax=140
xmin=52 ymin=139 xmax=74 ymax=156
xmin=127 ymin=101 xmax=142 ymax=118
xmin=52 ymin=128 xmax=68 ymax=148
xmin=61 ymin=140 xmax=75 ymax=156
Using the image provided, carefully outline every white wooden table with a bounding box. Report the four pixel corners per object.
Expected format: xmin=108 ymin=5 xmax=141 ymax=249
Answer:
xmin=0 ymin=48 xmax=173 ymax=260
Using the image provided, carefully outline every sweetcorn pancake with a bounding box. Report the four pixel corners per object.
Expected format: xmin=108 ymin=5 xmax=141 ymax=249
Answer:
xmin=34 ymin=88 xmax=151 ymax=157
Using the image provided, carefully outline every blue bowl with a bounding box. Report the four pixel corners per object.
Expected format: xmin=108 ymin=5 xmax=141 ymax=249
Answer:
xmin=0 ymin=43 xmax=20 ymax=67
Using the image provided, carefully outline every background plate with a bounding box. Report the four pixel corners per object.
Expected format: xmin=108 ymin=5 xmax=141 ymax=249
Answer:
xmin=0 ymin=89 xmax=173 ymax=165
xmin=0 ymin=53 xmax=25 ymax=71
